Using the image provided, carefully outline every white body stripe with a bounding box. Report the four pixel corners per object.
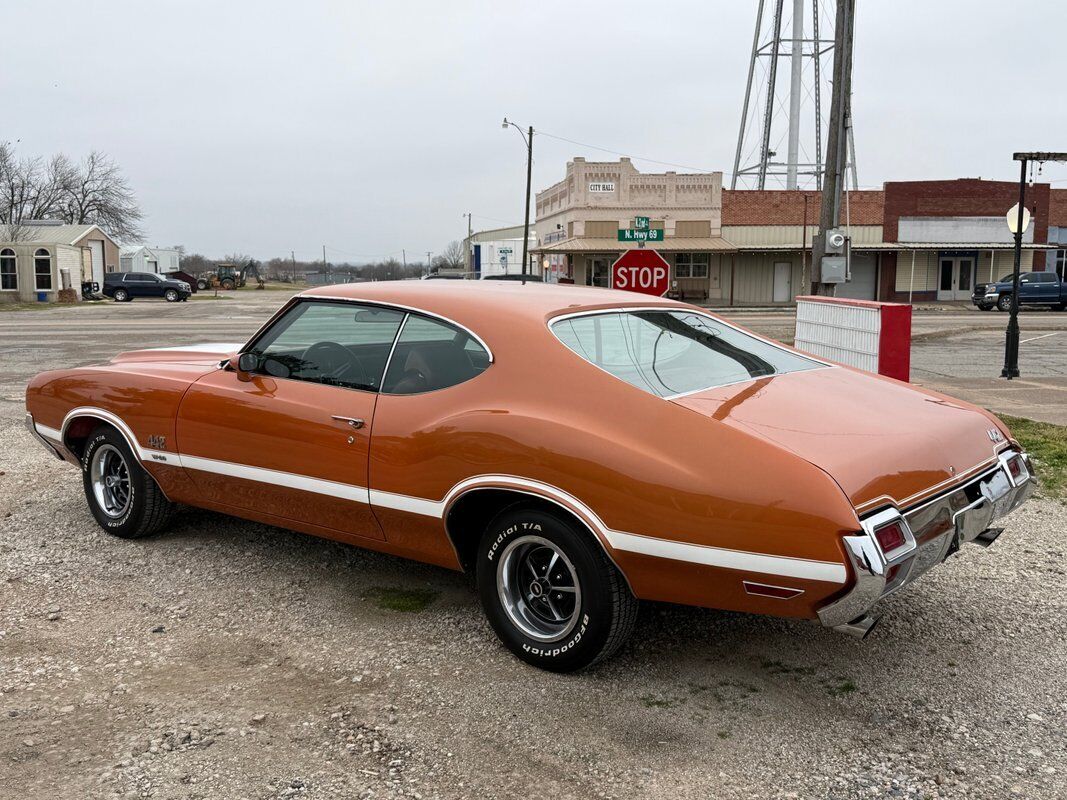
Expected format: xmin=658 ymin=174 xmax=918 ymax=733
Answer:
xmin=604 ymin=530 xmax=847 ymax=583
xmin=180 ymin=453 xmax=370 ymax=504
xmin=53 ymin=407 xmax=847 ymax=584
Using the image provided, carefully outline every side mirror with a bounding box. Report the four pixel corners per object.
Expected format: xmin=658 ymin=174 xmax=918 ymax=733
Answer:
xmin=230 ymin=352 xmax=258 ymax=382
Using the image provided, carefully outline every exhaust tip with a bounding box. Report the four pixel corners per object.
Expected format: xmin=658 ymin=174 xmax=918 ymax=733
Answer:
xmin=833 ymin=614 xmax=880 ymax=640
xmin=972 ymin=527 xmax=1004 ymax=548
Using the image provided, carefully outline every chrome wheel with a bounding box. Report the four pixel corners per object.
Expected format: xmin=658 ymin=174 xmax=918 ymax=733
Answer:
xmin=497 ymin=535 xmax=581 ymax=642
xmin=90 ymin=444 xmax=131 ymax=518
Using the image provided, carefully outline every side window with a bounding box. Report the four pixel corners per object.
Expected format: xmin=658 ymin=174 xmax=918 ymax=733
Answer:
xmin=382 ymin=314 xmax=490 ymax=394
xmin=248 ymin=301 xmax=404 ymax=391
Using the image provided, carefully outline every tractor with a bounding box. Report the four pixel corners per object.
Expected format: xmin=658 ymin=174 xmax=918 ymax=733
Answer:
xmin=195 ymin=262 xmax=264 ymax=291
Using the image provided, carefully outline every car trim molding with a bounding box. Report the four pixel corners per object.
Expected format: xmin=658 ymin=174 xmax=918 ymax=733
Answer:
xmin=53 ymin=409 xmax=847 ymax=585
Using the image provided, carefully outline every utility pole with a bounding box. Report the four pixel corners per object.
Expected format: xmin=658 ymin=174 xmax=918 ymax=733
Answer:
xmin=291 ymin=250 xmax=296 ymax=283
xmin=786 ymin=0 xmax=804 ymax=189
xmin=323 ymin=244 xmax=328 ymax=284
xmin=464 ymin=212 xmax=473 ymax=276
xmin=811 ymin=0 xmax=854 ymax=294
xmin=520 ymin=125 xmax=533 ymax=284
xmin=425 ymin=251 xmax=432 ymax=273
xmin=402 ymin=249 xmax=407 ymax=269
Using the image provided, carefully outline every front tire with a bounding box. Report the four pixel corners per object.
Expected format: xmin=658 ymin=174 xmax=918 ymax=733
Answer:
xmin=164 ymin=289 xmax=179 ymax=302
xmin=476 ymin=507 xmax=638 ymax=672
xmin=997 ymin=293 xmax=1013 ymax=312
xmin=81 ymin=425 xmax=174 ymax=539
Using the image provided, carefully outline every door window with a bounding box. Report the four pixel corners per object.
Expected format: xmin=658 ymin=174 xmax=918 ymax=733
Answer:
xmin=248 ymin=301 xmax=404 ymax=391
xmin=939 ymin=259 xmax=953 ymax=291
xmin=382 ymin=314 xmax=490 ymax=394
xmin=958 ymin=260 xmax=973 ymax=292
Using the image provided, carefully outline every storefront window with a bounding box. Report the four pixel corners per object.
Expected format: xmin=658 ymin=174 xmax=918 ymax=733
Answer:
xmin=34 ymin=248 xmax=52 ymax=291
xmin=676 ymin=253 xmax=710 ymax=279
xmin=0 ymin=249 xmax=15 ymax=290
xmin=1056 ymin=249 xmax=1066 ymax=281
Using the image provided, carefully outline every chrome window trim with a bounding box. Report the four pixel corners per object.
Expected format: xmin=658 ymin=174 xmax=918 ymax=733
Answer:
xmin=547 ymin=305 xmax=832 ymax=400
xmin=250 ymin=294 xmax=494 ymax=364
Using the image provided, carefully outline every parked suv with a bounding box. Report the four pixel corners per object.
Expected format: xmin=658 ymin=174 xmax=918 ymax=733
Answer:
xmin=973 ymin=271 xmax=1067 ymax=312
xmin=103 ymin=272 xmax=191 ymax=303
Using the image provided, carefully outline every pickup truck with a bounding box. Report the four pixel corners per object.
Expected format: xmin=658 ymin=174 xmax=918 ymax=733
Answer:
xmin=973 ymin=271 xmax=1067 ymax=312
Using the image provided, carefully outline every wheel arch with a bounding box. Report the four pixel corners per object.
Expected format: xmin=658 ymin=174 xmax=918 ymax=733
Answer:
xmin=61 ymin=407 xmax=145 ymax=462
xmin=442 ymin=480 xmax=634 ymax=594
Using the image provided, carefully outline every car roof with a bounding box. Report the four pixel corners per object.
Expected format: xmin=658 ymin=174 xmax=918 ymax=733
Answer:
xmin=299 ymin=280 xmax=683 ymax=327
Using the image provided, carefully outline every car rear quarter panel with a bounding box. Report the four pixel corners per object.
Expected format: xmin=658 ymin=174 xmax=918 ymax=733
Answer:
xmin=369 ymin=323 xmax=861 ymax=618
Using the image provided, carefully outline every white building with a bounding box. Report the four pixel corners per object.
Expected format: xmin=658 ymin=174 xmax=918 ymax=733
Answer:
xmin=120 ymin=245 xmax=181 ymax=274
xmin=463 ymin=225 xmax=539 ymax=279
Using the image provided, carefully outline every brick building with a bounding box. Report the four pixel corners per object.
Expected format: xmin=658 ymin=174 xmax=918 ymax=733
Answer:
xmin=532 ymin=158 xmax=1064 ymax=305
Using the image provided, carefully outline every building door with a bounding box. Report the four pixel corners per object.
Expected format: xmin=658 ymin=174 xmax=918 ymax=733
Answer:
xmin=937 ymin=257 xmax=975 ymax=301
xmin=772 ymin=261 xmax=792 ymax=303
xmin=588 ymin=256 xmax=612 ymax=288
xmin=88 ymin=240 xmax=105 ymax=286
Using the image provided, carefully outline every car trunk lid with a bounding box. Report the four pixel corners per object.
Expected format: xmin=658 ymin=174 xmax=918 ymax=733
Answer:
xmin=670 ymin=366 xmax=1004 ymax=511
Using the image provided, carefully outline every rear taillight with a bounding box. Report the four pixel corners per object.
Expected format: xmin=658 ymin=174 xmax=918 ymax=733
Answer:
xmin=874 ymin=520 xmax=908 ymax=554
xmin=1007 ymin=455 xmax=1024 ymax=481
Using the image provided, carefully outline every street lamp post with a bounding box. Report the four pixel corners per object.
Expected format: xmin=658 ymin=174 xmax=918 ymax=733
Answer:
xmin=1001 ymin=152 xmax=1067 ymax=380
xmin=502 ymin=118 xmax=533 ymax=283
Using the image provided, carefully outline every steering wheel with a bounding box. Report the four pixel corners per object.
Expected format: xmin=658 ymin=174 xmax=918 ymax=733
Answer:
xmin=302 ymin=341 xmax=367 ymax=387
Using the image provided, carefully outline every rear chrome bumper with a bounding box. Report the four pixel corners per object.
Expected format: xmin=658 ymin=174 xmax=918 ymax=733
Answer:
xmin=818 ymin=449 xmax=1034 ymax=633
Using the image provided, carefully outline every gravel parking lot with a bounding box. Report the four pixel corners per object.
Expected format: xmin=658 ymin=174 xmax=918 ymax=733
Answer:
xmin=2 ymin=294 xmax=1065 ymax=799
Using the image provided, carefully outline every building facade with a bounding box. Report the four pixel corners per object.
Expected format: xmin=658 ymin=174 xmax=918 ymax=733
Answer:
xmin=463 ymin=225 xmax=539 ymax=279
xmin=532 ymin=159 xmax=1064 ymax=305
xmin=120 ymin=245 xmax=181 ymax=274
xmin=534 ymin=158 xmax=732 ymax=301
xmin=0 ymin=223 xmax=119 ymax=303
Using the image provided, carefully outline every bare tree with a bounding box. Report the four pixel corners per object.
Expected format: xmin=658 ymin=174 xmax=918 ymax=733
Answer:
xmin=62 ymin=151 xmax=144 ymax=241
xmin=0 ymin=144 xmax=75 ymax=240
xmin=435 ymin=240 xmax=466 ymax=271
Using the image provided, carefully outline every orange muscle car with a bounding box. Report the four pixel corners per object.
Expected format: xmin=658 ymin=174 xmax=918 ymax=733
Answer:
xmin=26 ymin=282 xmax=1035 ymax=671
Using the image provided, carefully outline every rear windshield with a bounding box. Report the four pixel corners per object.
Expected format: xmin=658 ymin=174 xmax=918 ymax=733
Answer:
xmin=551 ymin=310 xmax=823 ymax=398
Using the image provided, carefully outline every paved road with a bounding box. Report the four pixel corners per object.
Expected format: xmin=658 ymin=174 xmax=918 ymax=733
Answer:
xmin=4 ymin=292 xmax=1066 ymax=423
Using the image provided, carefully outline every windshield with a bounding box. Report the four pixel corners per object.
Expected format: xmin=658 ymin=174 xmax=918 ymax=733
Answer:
xmin=551 ymin=310 xmax=823 ymax=398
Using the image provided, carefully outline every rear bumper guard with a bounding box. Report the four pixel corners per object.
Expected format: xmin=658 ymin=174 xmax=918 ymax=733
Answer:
xmin=818 ymin=450 xmax=1034 ymax=633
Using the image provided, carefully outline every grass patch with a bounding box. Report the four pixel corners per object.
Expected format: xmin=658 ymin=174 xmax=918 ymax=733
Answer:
xmin=0 ymin=301 xmax=105 ymax=312
xmin=826 ymin=679 xmax=857 ymax=697
xmin=368 ymin=586 xmax=437 ymax=612
xmin=1000 ymin=415 xmax=1067 ymax=499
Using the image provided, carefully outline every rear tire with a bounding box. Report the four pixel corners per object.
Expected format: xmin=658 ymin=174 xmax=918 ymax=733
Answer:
xmin=81 ymin=425 xmax=173 ymax=539
xmin=220 ymin=278 xmax=236 ymax=290
xmin=476 ymin=507 xmax=638 ymax=672
xmin=997 ymin=294 xmax=1013 ymax=312
xmin=113 ymin=288 xmax=129 ymax=302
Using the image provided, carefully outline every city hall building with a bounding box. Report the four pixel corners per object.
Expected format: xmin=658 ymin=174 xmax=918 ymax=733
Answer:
xmin=533 ymin=158 xmax=1065 ymax=305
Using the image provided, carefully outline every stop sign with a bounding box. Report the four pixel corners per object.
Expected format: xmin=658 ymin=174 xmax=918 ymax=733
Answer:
xmin=611 ymin=249 xmax=671 ymax=297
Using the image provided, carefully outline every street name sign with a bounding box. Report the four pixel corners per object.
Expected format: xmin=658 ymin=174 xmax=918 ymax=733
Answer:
xmin=617 ymin=228 xmax=664 ymax=242
xmin=611 ymin=249 xmax=670 ymax=296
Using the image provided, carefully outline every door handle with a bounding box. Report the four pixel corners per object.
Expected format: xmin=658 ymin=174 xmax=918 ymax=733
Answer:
xmin=331 ymin=415 xmax=365 ymax=429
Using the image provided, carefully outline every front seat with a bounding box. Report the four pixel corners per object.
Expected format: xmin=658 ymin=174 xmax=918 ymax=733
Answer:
xmin=389 ymin=344 xmax=474 ymax=394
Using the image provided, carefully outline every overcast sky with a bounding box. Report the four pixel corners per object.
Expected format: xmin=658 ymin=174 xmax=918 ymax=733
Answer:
xmin=5 ymin=1 xmax=1065 ymax=262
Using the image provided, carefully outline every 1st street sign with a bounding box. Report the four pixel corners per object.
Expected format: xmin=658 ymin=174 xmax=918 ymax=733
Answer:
xmin=611 ymin=249 xmax=671 ymax=296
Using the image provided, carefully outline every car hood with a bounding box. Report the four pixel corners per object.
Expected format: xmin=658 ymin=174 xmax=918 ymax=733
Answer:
xmin=110 ymin=342 xmax=242 ymax=366
xmin=671 ymin=366 xmax=1007 ymax=512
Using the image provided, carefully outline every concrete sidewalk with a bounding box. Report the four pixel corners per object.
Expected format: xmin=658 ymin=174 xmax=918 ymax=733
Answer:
xmin=913 ymin=375 xmax=1067 ymax=426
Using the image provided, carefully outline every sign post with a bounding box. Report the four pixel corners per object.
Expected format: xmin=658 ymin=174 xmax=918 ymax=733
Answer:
xmin=611 ymin=250 xmax=671 ymax=296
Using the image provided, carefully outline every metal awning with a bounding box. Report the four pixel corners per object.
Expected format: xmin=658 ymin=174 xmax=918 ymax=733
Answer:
xmin=534 ymin=236 xmax=736 ymax=254
xmin=733 ymin=241 xmax=1061 ymax=252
